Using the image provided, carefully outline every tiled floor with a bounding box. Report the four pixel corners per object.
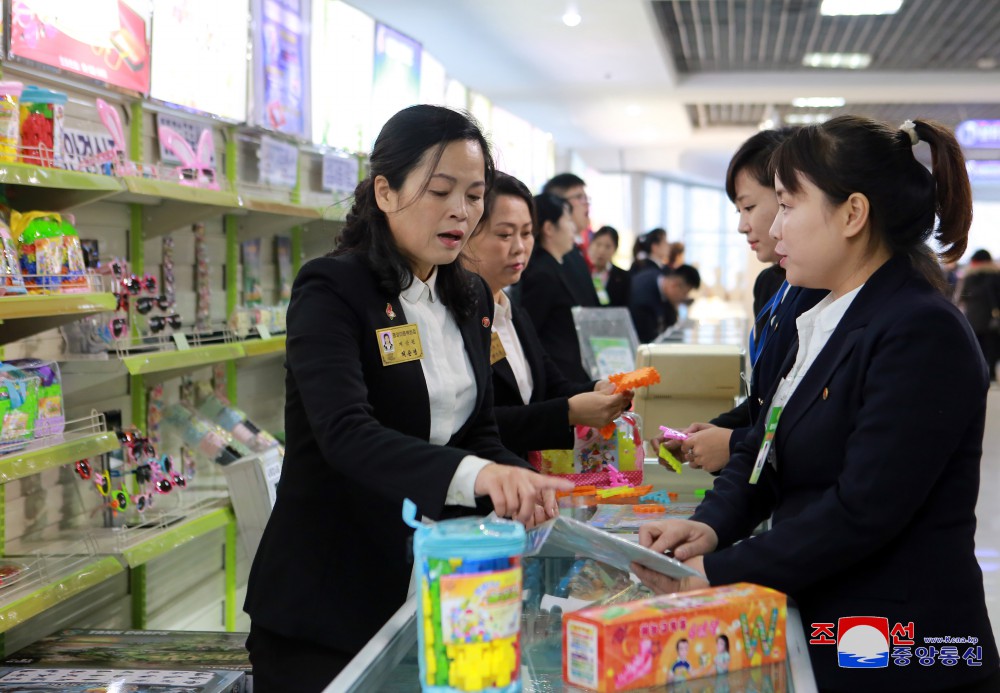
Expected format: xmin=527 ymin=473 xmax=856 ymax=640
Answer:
xmin=977 ymin=386 xmax=1000 ymax=645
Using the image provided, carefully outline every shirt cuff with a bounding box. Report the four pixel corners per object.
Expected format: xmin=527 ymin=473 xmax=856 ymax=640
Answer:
xmin=446 ymin=456 xmax=493 ymax=507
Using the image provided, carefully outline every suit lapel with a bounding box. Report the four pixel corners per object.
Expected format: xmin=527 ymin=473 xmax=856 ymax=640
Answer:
xmin=512 ymin=306 xmax=546 ymax=403
xmin=450 ymin=293 xmax=493 ymax=441
xmin=375 ymin=296 xmax=433 ymax=440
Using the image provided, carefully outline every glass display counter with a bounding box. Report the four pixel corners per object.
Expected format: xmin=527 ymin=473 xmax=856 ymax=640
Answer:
xmin=327 ymin=552 xmax=818 ymax=693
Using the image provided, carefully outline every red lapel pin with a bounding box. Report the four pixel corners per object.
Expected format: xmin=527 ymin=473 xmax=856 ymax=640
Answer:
xmin=386 ymin=303 xmax=396 ymax=320
xmin=482 ymin=317 xmax=490 ymax=328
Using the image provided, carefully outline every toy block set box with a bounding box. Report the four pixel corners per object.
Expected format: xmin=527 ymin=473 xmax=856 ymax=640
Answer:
xmin=562 ymin=583 xmax=787 ymax=692
xmin=2 ymin=629 xmax=250 ymax=692
xmin=0 ymin=666 xmax=244 ymax=692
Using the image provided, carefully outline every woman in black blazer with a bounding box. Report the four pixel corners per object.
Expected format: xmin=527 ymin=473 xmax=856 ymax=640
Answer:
xmin=587 ymin=225 xmax=631 ymax=307
xmin=243 ymin=106 xmax=571 ymax=693
xmin=463 ymin=173 xmax=630 ymax=459
xmin=632 ymin=117 xmax=1000 ymax=692
xmin=518 ymin=193 xmax=593 ymax=383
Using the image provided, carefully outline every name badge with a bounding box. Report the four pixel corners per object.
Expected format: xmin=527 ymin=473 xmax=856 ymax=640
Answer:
xmin=749 ymin=405 xmax=783 ymax=485
xmin=490 ymin=332 xmax=507 ymax=365
xmin=376 ymin=323 xmax=423 ymax=366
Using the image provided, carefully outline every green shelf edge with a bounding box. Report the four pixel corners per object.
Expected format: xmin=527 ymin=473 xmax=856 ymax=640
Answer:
xmin=244 ymin=198 xmax=322 ymax=221
xmin=121 ymin=506 xmax=235 ymax=567
xmin=241 ymin=335 xmax=286 ymax=357
xmin=122 ymin=343 xmax=246 ymax=375
xmin=0 ymin=431 xmax=119 ymax=484
xmin=0 ymin=293 xmax=117 ymax=320
xmin=0 ymin=163 xmax=124 ymax=192
xmin=0 ymin=556 xmax=123 ymax=634
xmin=121 ymin=177 xmax=243 ymax=209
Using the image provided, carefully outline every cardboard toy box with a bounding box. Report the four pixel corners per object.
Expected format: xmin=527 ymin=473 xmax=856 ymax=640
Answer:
xmin=562 ymin=582 xmax=787 ymax=692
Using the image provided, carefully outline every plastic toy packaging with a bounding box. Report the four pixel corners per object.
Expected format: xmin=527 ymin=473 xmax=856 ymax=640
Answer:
xmin=19 ymin=85 xmax=66 ymax=167
xmin=0 ymin=217 xmax=27 ymax=296
xmin=562 ymin=583 xmax=787 ymax=692
xmin=11 ymin=211 xmax=87 ymax=292
xmin=403 ymin=499 xmax=525 ymax=693
xmin=0 ymin=82 xmax=23 ymax=163
xmin=162 ymin=403 xmax=252 ymax=465
xmin=197 ymin=393 xmax=281 ymax=453
xmin=6 ymin=359 xmax=63 ymax=436
xmin=540 ymin=412 xmax=643 ymax=487
xmin=0 ymin=363 xmax=40 ymax=453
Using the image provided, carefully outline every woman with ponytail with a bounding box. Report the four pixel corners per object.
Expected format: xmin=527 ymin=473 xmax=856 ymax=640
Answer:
xmin=631 ymin=116 xmax=999 ymax=692
xmin=244 ymin=105 xmax=571 ymax=692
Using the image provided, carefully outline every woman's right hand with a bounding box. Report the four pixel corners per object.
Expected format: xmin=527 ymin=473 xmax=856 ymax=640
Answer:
xmin=474 ymin=464 xmax=574 ymax=527
xmin=568 ymin=391 xmax=629 ymax=428
xmin=638 ymin=519 xmax=719 ymax=561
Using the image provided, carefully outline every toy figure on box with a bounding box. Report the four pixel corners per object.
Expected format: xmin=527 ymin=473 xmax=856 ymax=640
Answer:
xmin=461 ymin=172 xmax=630 ymax=463
xmin=244 ymin=106 xmax=571 ymax=693
xmin=631 ymin=117 xmax=1000 ymax=692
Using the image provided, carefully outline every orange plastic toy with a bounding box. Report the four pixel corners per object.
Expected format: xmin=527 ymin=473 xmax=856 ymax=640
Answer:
xmin=598 ymin=367 xmax=662 ymax=438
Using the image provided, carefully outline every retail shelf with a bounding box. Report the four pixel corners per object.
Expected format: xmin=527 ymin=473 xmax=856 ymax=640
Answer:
xmin=0 ymin=162 xmax=124 ymax=210
xmin=240 ymin=335 xmax=286 ymax=358
xmin=0 ymin=293 xmax=117 ymax=345
xmin=121 ymin=343 xmax=246 ymax=376
xmin=0 ymin=555 xmax=123 ymax=634
xmin=238 ymin=198 xmax=322 ymax=237
xmin=0 ymin=430 xmax=120 ymax=484
xmin=114 ymin=178 xmax=244 ymax=237
xmin=117 ymin=504 xmax=235 ymax=568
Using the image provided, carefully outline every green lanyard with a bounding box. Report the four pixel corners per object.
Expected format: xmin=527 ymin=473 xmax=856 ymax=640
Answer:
xmin=749 ymin=405 xmax=783 ymax=484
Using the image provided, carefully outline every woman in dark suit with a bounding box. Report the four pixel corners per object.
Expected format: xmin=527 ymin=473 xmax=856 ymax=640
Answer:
xmin=587 ymin=225 xmax=630 ymax=307
xmin=243 ymin=106 xmax=571 ymax=693
xmin=463 ymin=173 xmax=630 ymax=459
xmin=632 ymin=116 xmax=999 ymax=692
xmin=518 ymin=193 xmax=592 ymax=383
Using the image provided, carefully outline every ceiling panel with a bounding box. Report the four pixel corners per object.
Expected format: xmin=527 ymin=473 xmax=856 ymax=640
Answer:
xmin=685 ymin=102 xmax=1000 ymax=131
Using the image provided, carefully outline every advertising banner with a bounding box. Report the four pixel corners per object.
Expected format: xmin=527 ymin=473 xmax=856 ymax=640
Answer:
xmin=251 ymin=0 xmax=311 ymax=138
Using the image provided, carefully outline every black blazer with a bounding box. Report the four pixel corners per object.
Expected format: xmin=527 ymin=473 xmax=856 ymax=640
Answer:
xmin=519 ymin=247 xmax=592 ymax=384
xmin=601 ymin=264 xmax=631 ymax=307
xmin=244 ymin=254 xmax=529 ymax=656
xmin=693 ymin=254 xmax=999 ymax=691
xmin=710 ymin=283 xmax=826 ymax=452
xmin=491 ymin=302 xmax=594 ymax=458
xmin=628 ymin=268 xmax=677 ymax=343
xmin=564 ymin=244 xmax=600 ymax=307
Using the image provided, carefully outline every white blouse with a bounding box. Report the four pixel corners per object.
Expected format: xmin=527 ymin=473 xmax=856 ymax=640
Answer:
xmin=493 ymin=291 xmax=534 ymax=405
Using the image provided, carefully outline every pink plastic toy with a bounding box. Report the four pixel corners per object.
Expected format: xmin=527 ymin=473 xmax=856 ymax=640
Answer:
xmin=158 ymin=125 xmax=219 ymax=190
xmin=94 ymin=98 xmax=137 ymax=176
xmin=659 ymin=425 xmax=689 ymax=441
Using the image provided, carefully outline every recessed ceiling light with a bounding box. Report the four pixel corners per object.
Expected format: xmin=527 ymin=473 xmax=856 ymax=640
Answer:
xmin=977 ymin=57 xmax=997 ymax=69
xmin=820 ymin=0 xmax=903 ymax=15
xmin=626 ymin=104 xmax=642 ymax=116
xmin=562 ymin=9 xmax=582 ymax=27
xmin=785 ymin=113 xmax=833 ymax=125
xmin=792 ymin=97 xmax=846 ymax=108
xmin=802 ymin=52 xmax=872 ymax=69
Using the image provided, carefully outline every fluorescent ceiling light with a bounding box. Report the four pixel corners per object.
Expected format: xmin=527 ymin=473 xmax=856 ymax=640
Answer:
xmin=785 ymin=113 xmax=833 ymax=125
xmin=803 ymin=52 xmax=872 ymax=69
xmin=562 ymin=9 xmax=581 ymax=27
xmin=821 ymin=0 xmax=903 ymax=15
xmin=792 ymin=97 xmax=846 ymax=108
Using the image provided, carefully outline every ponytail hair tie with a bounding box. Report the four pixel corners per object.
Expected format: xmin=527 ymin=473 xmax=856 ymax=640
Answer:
xmin=900 ymin=120 xmax=919 ymax=146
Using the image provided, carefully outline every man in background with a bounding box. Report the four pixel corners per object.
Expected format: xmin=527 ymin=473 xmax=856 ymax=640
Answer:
xmin=541 ymin=173 xmax=600 ymax=307
xmin=629 ymin=264 xmax=701 ymax=343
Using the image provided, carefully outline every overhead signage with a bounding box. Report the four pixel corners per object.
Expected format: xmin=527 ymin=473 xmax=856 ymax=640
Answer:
xmin=956 ymin=120 xmax=1000 ymax=149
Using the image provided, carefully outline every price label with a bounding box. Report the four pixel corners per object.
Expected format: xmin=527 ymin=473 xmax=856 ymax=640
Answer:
xmin=172 ymin=333 xmax=191 ymax=351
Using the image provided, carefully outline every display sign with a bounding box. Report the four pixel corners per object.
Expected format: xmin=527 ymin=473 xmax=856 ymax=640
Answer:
xmin=61 ymin=127 xmax=117 ymax=172
xmin=9 ymin=0 xmax=151 ymax=93
xmin=312 ymin=0 xmax=373 ymax=150
xmin=321 ymin=153 xmax=358 ymax=193
xmin=156 ymin=113 xmax=216 ymax=167
xmin=252 ymin=0 xmax=310 ymax=138
xmin=259 ymin=135 xmax=298 ymax=189
xmin=149 ymin=0 xmax=249 ymax=121
xmin=967 ymin=160 xmax=1000 ymax=180
xmin=956 ymin=120 xmax=1000 ymax=149
xmin=370 ymin=23 xmax=421 ymax=138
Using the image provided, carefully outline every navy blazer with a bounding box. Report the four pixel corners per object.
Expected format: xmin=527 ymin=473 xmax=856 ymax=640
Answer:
xmin=519 ymin=247 xmax=593 ymax=383
xmin=710 ymin=283 xmax=826 ymax=452
xmin=245 ymin=254 xmax=529 ymax=655
xmin=693 ymin=254 xmax=999 ymax=691
xmin=602 ymin=264 xmax=631 ymax=308
xmin=628 ymin=268 xmax=678 ymax=343
xmin=491 ymin=301 xmax=593 ymax=458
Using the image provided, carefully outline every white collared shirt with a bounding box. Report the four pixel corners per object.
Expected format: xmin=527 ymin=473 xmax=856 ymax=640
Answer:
xmin=770 ymin=285 xmax=862 ymax=411
xmin=399 ymin=270 xmax=489 ymax=507
xmin=493 ymin=291 xmax=534 ymax=405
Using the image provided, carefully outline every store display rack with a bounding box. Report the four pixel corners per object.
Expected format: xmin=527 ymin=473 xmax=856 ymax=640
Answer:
xmin=0 ymin=412 xmax=118 ymax=485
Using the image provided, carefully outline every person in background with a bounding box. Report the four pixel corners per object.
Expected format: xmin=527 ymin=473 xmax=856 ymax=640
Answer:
xmin=666 ymin=241 xmax=686 ymax=269
xmin=632 ymin=116 xmax=999 ymax=692
xmin=587 ymin=225 xmax=630 ymax=307
xmin=519 ymin=193 xmax=594 ymax=383
xmin=956 ymin=248 xmax=1000 ymax=381
xmin=244 ymin=106 xmax=572 ymax=692
xmin=540 ymin=173 xmax=600 ymax=306
xmin=628 ymin=264 xmax=701 ymax=343
xmin=463 ymin=172 xmax=631 ymax=460
xmin=630 ymin=227 xmax=669 ymax=274
xmin=659 ymin=129 xmax=825 ymax=473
